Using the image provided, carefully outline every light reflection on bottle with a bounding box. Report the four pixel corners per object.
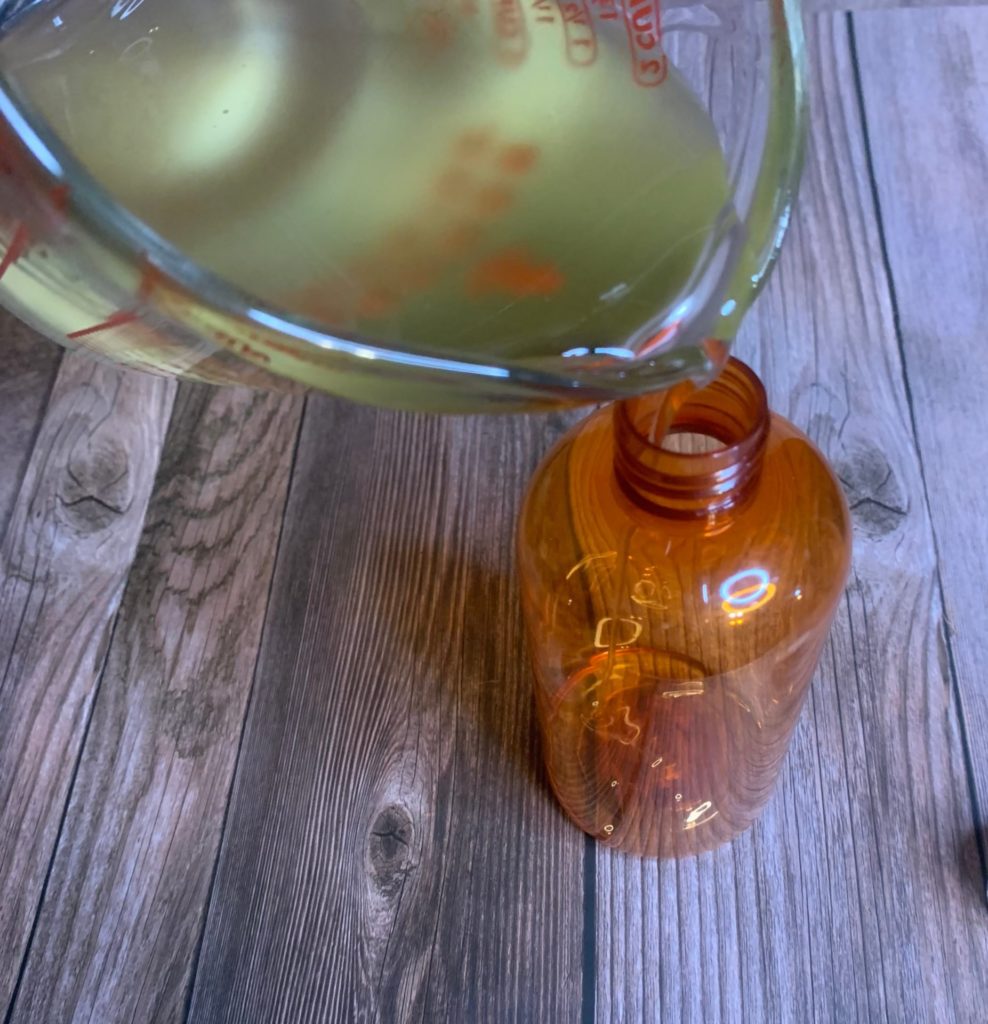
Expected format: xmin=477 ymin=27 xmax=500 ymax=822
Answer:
xmin=565 ymin=551 xmax=615 ymax=581
xmin=593 ymin=615 xmax=643 ymax=649
xmin=683 ymin=800 xmax=718 ymax=830
xmin=720 ymin=567 xmax=777 ymax=620
xmin=660 ymin=680 xmax=704 ymax=699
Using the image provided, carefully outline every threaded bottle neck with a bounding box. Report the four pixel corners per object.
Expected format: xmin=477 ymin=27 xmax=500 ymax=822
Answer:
xmin=613 ymin=357 xmax=769 ymax=518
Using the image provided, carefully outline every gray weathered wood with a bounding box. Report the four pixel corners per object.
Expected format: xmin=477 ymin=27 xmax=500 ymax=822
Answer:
xmin=0 ymin=357 xmax=174 ymax=1017
xmin=807 ymin=0 xmax=987 ymax=11
xmin=0 ymin=318 xmax=60 ymax=539
xmin=4 ymin=385 xmax=303 ymax=1024
xmin=853 ymin=3 xmax=988 ymax=902
xmin=2 ymin=5 xmax=988 ymax=1021
xmin=594 ymin=12 xmax=988 ymax=1023
xmin=186 ymin=403 xmax=586 ymax=1024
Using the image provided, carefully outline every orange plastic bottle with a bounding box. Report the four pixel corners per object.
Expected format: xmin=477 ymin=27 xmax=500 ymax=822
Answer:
xmin=518 ymin=358 xmax=851 ymax=857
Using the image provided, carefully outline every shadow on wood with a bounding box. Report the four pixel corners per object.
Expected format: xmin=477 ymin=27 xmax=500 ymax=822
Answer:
xmin=362 ymin=522 xmax=549 ymax=796
xmin=186 ymin=402 xmax=586 ymax=1024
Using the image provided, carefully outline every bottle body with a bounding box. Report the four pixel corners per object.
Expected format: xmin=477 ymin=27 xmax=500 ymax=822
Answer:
xmin=518 ymin=360 xmax=851 ymax=856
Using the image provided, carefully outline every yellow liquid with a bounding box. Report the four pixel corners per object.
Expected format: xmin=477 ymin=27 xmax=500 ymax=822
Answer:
xmin=2 ymin=0 xmax=731 ymax=362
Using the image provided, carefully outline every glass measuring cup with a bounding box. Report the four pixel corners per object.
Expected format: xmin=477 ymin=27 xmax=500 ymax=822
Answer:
xmin=0 ymin=0 xmax=805 ymax=411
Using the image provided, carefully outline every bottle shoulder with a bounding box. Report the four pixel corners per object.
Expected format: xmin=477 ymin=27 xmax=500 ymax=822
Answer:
xmin=519 ymin=406 xmax=852 ymax=619
xmin=523 ymin=408 xmax=849 ymax=541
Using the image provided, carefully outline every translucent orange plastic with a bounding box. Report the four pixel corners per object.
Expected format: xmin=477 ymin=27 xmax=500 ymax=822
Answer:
xmin=518 ymin=359 xmax=851 ymax=857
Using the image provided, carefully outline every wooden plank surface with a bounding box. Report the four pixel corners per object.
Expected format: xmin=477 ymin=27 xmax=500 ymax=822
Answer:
xmin=0 ymin=4 xmax=987 ymax=1023
xmin=185 ymin=404 xmax=587 ymax=1024
xmin=0 ymin=358 xmax=173 ymax=1016
xmin=852 ymin=4 xmax=988 ymax=898
xmin=0 ymin=318 xmax=59 ymax=540
xmin=3 ymin=385 xmax=303 ymax=1024
xmin=593 ymin=13 xmax=988 ymax=1023
xmin=808 ymin=0 xmax=987 ymax=10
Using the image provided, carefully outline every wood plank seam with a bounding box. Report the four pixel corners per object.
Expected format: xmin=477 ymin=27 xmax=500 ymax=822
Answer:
xmin=178 ymin=397 xmax=311 ymax=1023
xmin=580 ymin=835 xmax=596 ymax=1024
xmin=0 ymin=359 xmax=175 ymax=1020
xmin=846 ymin=10 xmax=988 ymax=903
xmin=593 ymin=12 xmax=987 ymax=1018
xmin=3 ymin=385 xmax=304 ymax=1024
xmin=0 ymin=331 xmax=61 ymax=545
xmin=838 ymin=589 xmax=891 ymax=1016
xmin=1 ymin=602 xmax=125 ymax=1024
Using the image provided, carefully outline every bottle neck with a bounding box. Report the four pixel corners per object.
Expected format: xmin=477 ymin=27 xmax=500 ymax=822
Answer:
xmin=613 ymin=357 xmax=769 ymax=518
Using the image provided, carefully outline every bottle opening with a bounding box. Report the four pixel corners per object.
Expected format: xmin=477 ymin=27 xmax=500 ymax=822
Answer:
xmin=660 ymin=431 xmax=727 ymax=455
xmin=614 ymin=357 xmax=769 ymax=517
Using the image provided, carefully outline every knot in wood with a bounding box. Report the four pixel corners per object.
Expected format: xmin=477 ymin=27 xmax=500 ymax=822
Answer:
xmin=59 ymin=435 xmax=132 ymax=532
xmin=368 ymin=804 xmax=413 ymax=888
xmin=837 ymin=442 xmax=908 ymax=538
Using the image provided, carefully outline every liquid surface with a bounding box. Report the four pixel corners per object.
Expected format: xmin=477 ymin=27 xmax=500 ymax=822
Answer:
xmin=1 ymin=0 xmax=732 ymax=361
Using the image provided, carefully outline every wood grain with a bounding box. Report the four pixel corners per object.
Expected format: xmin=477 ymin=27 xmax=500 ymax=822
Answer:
xmin=185 ymin=402 xmax=586 ymax=1024
xmin=807 ymin=0 xmax=987 ymax=10
xmin=0 ymin=317 xmax=60 ymax=540
xmin=0 ymin=356 xmax=174 ymax=1017
xmin=594 ymin=12 xmax=988 ymax=1023
xmin=852 ymin=4 xmax=988 ymax=900
xmin=1 ymin=4 xmax=987 ymax=1021
xmin=3 ymin=385 xmax=303 ymax=1024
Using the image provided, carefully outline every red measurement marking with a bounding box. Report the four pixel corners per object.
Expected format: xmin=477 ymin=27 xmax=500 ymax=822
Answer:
xmin=49 ymin=184 xmax=71 ymax=213
xmin=66 ymin=309 xmax=139 ymax=340
xmin=490 ymin=0 xmax=529 ymax=66
xmin=356 ymin=286 xmax=398 ymax=319
xmin=418 ymin=10 xmax=456 ymax=51
xmin=557 ymin=0 xmax=597 ymax=65
xmin=0 ymin=222 xmax=30 ymax=282
xmin=238 ymin=341 xmax=271 ymax=364
xmin=136 ymin=260 xmax=165 ymax=300
xmin=475 ymin=184 xmax=514 ymax=216
xmin=221 ymin=324 xmax=346 ymax=373
xmin=529 ymin=0 xmax=556 ymax=22
xmin=371 ymin=250 xmax=412 ymax=287
xmin=623 ymin=0 xmax=668 ymax=86
xmin=398 ymin=263 xmax=438 ymax=292
xmin=356 ymin=239 xmax=417 ymax=285
xmin=701 ymin=337 xmax=729 ymax=368
xmin=294 ymin=294 xmax=349 ymax=325
xmin=345 ymin=256 xmax=379 ymax=286
xmin=440 ymin=222 xmax=483 ymax=254
xmin=211 ymin=327 xmax=239 ymax=349
xmin=636 ymin=322 xmax=679 ymax=356
xmin=434 ymin=166 xmax=474 ymax=200
xmin=294 ymin=274 xmax=354 ymax=319
xmin=498 ymin=143 xmax=540 ymax=175
xmin=67 ymin=258 xmax=167 ymax=338
xmin=0 ymin=186 xmax=74 ymax=282
xmin=214 ymin=327 xmax=279 ymax=367
xmin=590 ymin=0 xmax=618 ymax=20
xmin=456 ymin=129 xmax=493 ymax=158
xmin=468 ymin=248 xmax=564 ymax=297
